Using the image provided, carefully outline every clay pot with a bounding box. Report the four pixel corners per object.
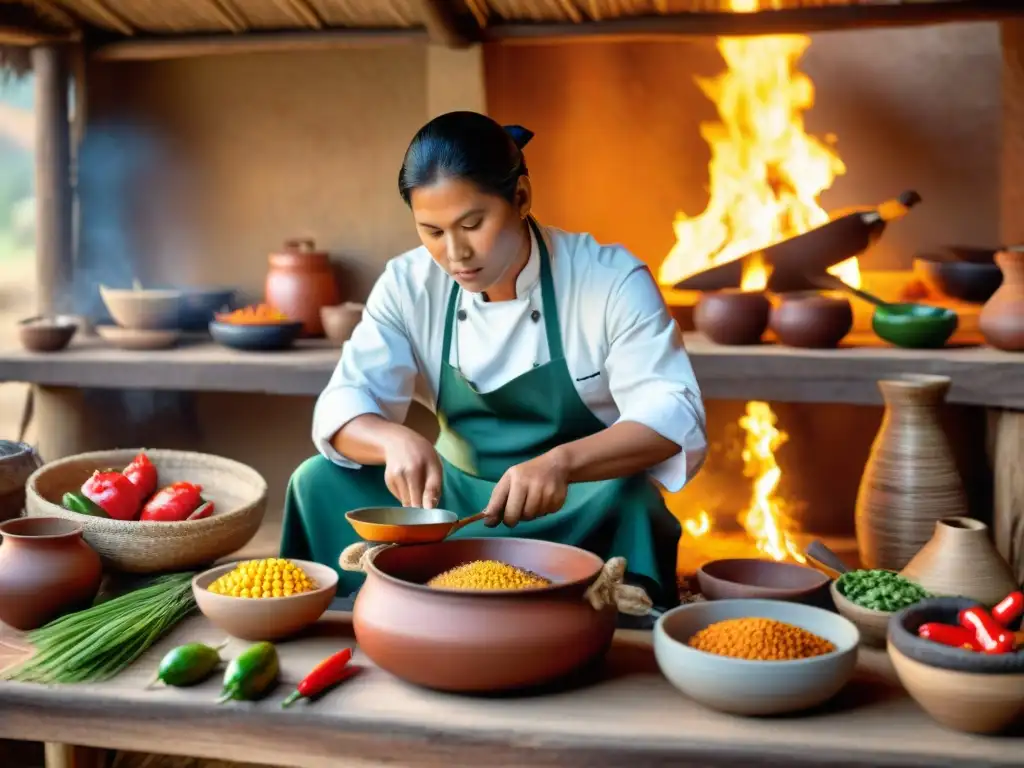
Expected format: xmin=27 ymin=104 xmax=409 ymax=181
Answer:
xmin=265 ymin=239 xmax=340 ymax=337
xmin=0 ymin=441 xmax=42 ymax=524
xmin=320 ymin=302 xmax=364 ymax=346
xmin=769 ymin=292 xmax=853 ymax=348
xmin=901 ymin=517 xmax=1018 ymax=607
xmin=693 ymin=289 xmax=770 ymax=345
xmin=352 ymin=538 xmax=617 ymax=693
xmin=0 ymin=517 xmax=102 ymax=630
xmin=854 ymin=375 xmax=968 ymax=571
xmin=979 ymin=246 xmax=1024 ymax=351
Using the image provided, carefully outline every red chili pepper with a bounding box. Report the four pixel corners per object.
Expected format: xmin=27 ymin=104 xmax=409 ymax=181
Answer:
xmin=81 ymin=471 xmax=142 ymax=521
xmin=281 ymin=648 xmax=355 ymax=708
xmin=187 ymin=501 xmax=215 ymax=520
xmin=992 ymin=591 xmax=1024 ymax=627
xmin=140 ymin=482 xmax=204 ymax=523
xmin=917 ymin=622 xmax=981 ymax=651
xmin=959 ymin=606 xmax=1015 ymax=654
xmin=122 ymin=452 xmax=158 ymax=499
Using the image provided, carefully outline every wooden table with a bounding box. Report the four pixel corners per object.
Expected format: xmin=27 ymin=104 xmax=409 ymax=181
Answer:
xmin=0 ymin=612 xmax=1020 ymax=768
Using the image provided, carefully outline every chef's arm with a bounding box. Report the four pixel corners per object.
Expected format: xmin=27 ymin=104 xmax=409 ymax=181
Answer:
xmin=330 ymin=415 xmax=423 ymax=466
xmin=549 ymin=421 xmax=680 ymax=484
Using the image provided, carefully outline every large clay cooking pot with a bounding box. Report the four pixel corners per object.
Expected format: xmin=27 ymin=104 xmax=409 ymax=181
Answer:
xmin=265 ymin=238 xmax=340 ymax=337
xmin=0 ymin=517 xmax=102 ymax=630
xmin=350 ymin=538 xmax=617 ymax=693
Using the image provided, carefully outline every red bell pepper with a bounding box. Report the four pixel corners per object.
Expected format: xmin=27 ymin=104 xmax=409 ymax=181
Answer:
xmin=140 ymin=482 xmax=204 ymax=523
xmin=992 ymin=591 xmax=1024 ymax=627
xmin=187 ymin=501 xmax=215 ymax=520
xmin=122 ymin=451 xmax=158 ymax=499
xmin=917 ymin=622 xmax=981 ymax=651
xmin=281 ymin=648 xmax=355 ymax=708
xmin=959 ymin=606 xmax=1015 ymax=654
xmin=81 ymin=471 xmax=142 ymax=521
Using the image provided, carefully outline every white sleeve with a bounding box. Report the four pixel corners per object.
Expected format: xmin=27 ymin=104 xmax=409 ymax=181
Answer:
xmin=312 ymin=261 xmax=419 ymax=468
xmin=604 ymin=265 xmax=708 ymax=492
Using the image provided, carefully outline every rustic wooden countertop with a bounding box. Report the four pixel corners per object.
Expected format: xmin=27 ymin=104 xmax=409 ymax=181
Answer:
xmin=3 ymin=333 xmax=1024 ymax=407
xmin=0 ymin=612 xmax=1019 ymax=768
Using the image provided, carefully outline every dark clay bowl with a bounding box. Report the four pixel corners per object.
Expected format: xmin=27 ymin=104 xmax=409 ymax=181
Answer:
xmin=353 ymin=537 xmax=617 ymax=693
xmin=694 ymin=289 xmax=771 ymax=345
xmin=871 ymin=304 xmax=958 ymax=349
xmin=696 ymin=558 xmax=829 ymax=603
xmin=17 ymin=316 xmax=78 ymax=352
xmin=208 ymin=320 xmax=303 ymax=351
xmin=913 ymin=247 xmax=1002 ymax=304
xmin=888 ymin=597 xmax=1024 ymax=734
xmin=769 ymin=292 xmax=853 ymax=348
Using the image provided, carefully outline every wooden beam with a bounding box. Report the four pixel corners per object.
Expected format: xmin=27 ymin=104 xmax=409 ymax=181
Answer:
xmin=31 ymin=45 xmax=74 ymax=318
xmin=419 ymin=0 xmax=471 ymax=47
xmin=0 ymin=26 xmax=72 ymax=45
xmin=74 ymin=0 xmax=134 ymax=36
xmin=201 ymin=0 xmax=249 ymax=33
xmin=91 ymin=27 xmax=428 ymax=61
xmin=270 ymin=0 xmax=324 ymax=30
xmin=25 ymin=1 xmax=80 ymax=30
xmin=480 ymin=2 xmax=1024 ymax=42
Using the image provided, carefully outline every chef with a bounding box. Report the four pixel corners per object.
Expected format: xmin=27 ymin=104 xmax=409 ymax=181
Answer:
xmin=280 ymin=111 xmax=707 ymax=609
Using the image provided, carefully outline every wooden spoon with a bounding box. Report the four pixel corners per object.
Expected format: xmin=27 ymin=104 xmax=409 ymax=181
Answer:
xmin=805 ymin=539 xmax=850 ymax=580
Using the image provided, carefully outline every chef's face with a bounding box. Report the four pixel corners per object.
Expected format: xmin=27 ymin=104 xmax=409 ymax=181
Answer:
xmin=410 ymin=176 xmax=532 ymax=295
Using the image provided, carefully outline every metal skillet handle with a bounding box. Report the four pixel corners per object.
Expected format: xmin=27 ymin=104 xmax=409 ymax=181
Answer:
xmin=447 ymin=511 xmax=488 ymax=536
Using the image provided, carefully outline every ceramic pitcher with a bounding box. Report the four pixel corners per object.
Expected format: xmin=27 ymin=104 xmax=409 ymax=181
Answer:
xmin=0 ymin=440 xmax=42 ymax=524
xmin=854 ymin=375 xmax=968 ymax=570
xmin=979 ymin=247 xmax=1024 ymax=351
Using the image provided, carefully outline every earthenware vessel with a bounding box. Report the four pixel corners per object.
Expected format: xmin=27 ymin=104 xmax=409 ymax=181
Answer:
xmin=0 ymin=441 xmax=42 ymax=523
xmin=913 ymin=246 xmax=1001 ymax=304
xmin=265 ymin=239 xmax=340 ymax=337
xmin=693 ymin=289 xmax=770 ymax=345
xmin=769 ymin=291 xmax=853 ymax=348
xmin=889 ymin=597 xmax=1024 ymax=734
xmin=320 ymin=302 xmax=364 ymax=346
xmin=0 ymin=517 xmax=102 ymax=630
xmin=98 ymin=284 xmax=181 ymax=330
xmin=829 ymin=580 xmax=892 ymax=648
xmin=17 ymin=316 xmax=78 ymax=352
xmin=900 ymin=517 xmax=1018 ymax=607
xmin=854 ymin=375 xmax=968 ymax=570
xmin=979 ymin=246 xmax=1024 ymax=351
xmin=696 ymin=558 xmax=828 ymax=603
xmin=349 ymin=538 xmax=618 ymax=693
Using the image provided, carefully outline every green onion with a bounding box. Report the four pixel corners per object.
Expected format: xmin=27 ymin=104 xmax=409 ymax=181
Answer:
xmin=3 ymin=571 xmax=197 ymax=684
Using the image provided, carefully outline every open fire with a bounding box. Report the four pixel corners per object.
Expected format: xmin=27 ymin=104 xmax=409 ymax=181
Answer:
xmin=662 ymin=0 xmax=861 ymax=567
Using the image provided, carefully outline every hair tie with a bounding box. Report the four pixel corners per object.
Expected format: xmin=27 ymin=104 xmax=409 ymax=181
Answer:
xmin=503 ymin=125 xmax=534 ymax=151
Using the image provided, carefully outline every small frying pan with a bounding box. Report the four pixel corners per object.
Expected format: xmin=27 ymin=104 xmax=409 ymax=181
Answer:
xmin=345 ymin=507 xmax=487 ymax=545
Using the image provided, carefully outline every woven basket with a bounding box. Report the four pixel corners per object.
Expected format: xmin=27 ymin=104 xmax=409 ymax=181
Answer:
xmin=25 ymin=449 xmax=268 ymax=574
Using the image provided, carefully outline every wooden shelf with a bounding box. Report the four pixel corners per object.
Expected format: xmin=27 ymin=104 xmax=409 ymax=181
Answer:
xmin=2 ymin=333 xmax=1023 ymax=408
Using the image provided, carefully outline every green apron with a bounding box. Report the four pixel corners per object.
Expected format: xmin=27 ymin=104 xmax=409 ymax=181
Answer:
xmin=280 ymin=218 xmax=681 ymax=607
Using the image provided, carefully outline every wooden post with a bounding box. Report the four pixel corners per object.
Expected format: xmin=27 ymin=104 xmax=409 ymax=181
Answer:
xmin=31 ymin=44 xmax=74 ymax=317
xmin=991 ymin=410 xmax=1024 ymax=584
xmin=43 ymin=744 xmax=106 ymax=768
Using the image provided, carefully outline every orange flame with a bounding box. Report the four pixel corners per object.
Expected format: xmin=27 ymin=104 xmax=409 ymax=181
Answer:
xmin=658 ymin=0 xmax=859 ymax=291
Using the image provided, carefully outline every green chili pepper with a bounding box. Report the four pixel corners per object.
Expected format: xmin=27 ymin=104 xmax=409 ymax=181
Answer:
xmin=62 ymin=491 xmax=110 ymax=518
xmin=149 ymin=640 xmax=229 ymax=688
xmin=218 ymin=642 xmax=279 ymax=703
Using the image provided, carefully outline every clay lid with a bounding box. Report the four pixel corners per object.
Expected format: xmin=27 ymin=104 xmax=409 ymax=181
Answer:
xmin=270 ymin=238 xmax=330 ymax=269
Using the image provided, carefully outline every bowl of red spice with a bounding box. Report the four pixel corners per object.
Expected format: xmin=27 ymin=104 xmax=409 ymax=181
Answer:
xmin=887 ymin=596 xmax=1024 ymax=734
xmin=653 ymin=598 xmax=859 ymax=716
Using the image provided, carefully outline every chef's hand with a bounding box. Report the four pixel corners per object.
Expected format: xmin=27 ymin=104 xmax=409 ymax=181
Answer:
xmin=382 ymin=430 xmax=444 ymax=509
xmin=483 ymin=451 xmax=569 ymax=528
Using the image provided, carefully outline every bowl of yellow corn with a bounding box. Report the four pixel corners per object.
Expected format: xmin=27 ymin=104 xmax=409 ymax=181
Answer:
xmin=192 ymin=557 xmax=338 ymax=641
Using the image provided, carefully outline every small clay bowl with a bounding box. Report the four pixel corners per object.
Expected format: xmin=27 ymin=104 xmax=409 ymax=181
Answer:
xmin=696 ymin=558 xmax=829 ymax=603
xmin=17 ymin=315 xmax=78 ymax=352
xmin=693 ymin=289 xmax=771 ymax=345
xmin=888 ymin=597 xmax=1024 ymax=733
xmin=871 ymin=304 xmax=958 ymax=349
xmin=208 ymin=320 xmax=303 ymax=351
xmin=192 ymin=559 xmax=338 ymax=641
xmin=321 ymin=302 xmax=364 ymax=346
xmin=654 ymin=598 xmax=860 ymax=716
xmin=829 ymin=580 xmax=893 ymax=648
xmin=913 ymin=248 xmax=1002 ymax=304
xmin=769 ymin=292 xmax=853 ymax=348
xmin=99 ymin=285 xmax=182 ymax=330
xmin=97 ymin=325 xmax=180 ymax=350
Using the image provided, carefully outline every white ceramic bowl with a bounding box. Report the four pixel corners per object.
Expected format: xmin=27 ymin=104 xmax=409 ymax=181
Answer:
xmin=99 ymin=285 xmax=182 ymax=330
xmin=654 ymin=598 xmax=860 ymax=716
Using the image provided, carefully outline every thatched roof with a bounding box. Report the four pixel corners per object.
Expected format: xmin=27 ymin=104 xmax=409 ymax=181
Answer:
xmin=1 ymin=1 xmax=1019 ymax=68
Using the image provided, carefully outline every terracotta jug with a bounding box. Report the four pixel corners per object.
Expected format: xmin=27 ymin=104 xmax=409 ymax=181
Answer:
xmin=901 ymin=517 xmax=1018 ymax=607
xmin=0 ymin=441 xmax=42 ymax=523
xmin=265 ymin=238 xmax=340 ymax=337
xmin=979 ymin=246 xmax=1024 ymax=351
xmin=0 ymin=517 xmax=102 ymax=631
xmin=855 ymin=375 xmax=968 ymax=571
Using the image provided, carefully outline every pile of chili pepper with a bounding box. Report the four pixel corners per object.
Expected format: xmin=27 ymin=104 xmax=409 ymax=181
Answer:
xmin=62 ymin=450 xmax=214 ymax=523
xmin=917 ymin=590 xmax=1024 ymax=654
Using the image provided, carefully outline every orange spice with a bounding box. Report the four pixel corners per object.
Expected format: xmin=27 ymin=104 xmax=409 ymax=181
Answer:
xmin=688 ymin=617 xmax=835 ymax=661
xmin=216 ymin=304 xmax=292 ymax=325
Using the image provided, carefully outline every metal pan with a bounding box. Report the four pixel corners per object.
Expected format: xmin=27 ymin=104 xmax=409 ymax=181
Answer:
xmin=345 ymin=507 xmax=487 ymax=545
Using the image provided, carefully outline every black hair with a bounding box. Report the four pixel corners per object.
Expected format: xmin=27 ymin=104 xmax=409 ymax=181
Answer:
xmin=398 ymin=111 xmax=534 ymax=206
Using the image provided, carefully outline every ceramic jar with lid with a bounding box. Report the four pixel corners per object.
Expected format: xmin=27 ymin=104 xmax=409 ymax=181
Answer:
xmin=979 ymin=246 xmax=1024 ymax=351
xmin=265 ymin=239 xmax=341 ymax=337
xmin=0 ymin=517 xmax=102 ymax=630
